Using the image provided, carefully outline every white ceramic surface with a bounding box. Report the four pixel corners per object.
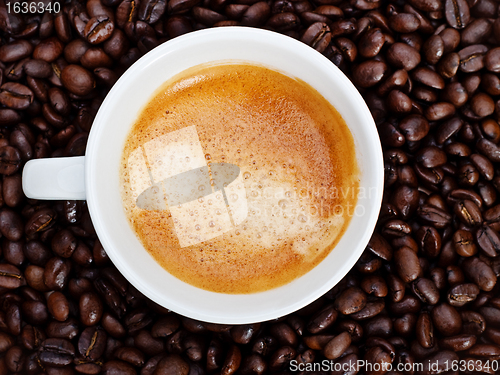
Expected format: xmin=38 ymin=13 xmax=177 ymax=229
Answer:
xmin=27 ymin=27 xmax=384 ymax=324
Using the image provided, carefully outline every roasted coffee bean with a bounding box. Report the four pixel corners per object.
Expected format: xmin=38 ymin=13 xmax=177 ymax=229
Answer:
xmin=409 ymin=0 xmax=442 ymax=12
xmin=390 ymin=295 xmax=422 ymax=316
xmin=301 ymin=22 xmax=331 ymax=53
xmin=46 ymin=318 xmax=79 ymax=340
xmin=51 ymin=229 xmax=77 ymax=258
xmin=386 ymin=90 xmax=412 ymax=114
xmin=439 ymin=334 xmax=476 ymax=351
xmin=152 ymin=354 xmax=189 ymax=375
xmin=423 ymin=35 xmax=444 ymax=65
xmin=269 ymin=346 xmax=295 ymax=371
xmin=459 ymin=44 xmax=488 ymax=72
xmin=323 ymin=332 xmax=351 ymax=360
xmin=453 ymin=229 xmax=477 ymax=257
xmin=60 ymin=65 xmax=95 ymax=96
xmin=47 ymin=292 xmax=69 ymax=322
xmin=22 ymin=300 xmax=48 ymax=325
xmin=361 ymin=275 xmax=387 ymax=297
xmin=399 ymin=114 xmax=430 ymax=142
xmin=439 ymin=27 xmax=460 ymax=52
xmin=358 ymin=28 xmax=385 ymax=58
xmin=24 ymin=240 xmax=51 ymax=266
xmin=394 ymin=246 xmax=422 ymax=283
xmin=64 ymin=40 xmax=90 ymax=64
xmin=417 ymin=146 xmax=447 ymax=168
xmin=382 ymin=219 xmax=412 ymax=237
xmin=447 ymin=283 xmax=480 ymax=306
xmin=0 ymin=40 xmax=33 ymax=63
xmin=192 ymin=7 xmax=226 ymax=26
xmin=480 ymin=306 xmax=500 ymax=327
xmin=0 ymin=82 xmax=34 ymax=110
xmin=366 ymin=232 xmax=392 ymax=261
xmin=478 ymin=181 xmax=497 ymax=207
xmin=412 ymin=278 xmax=440 ymax=304
xmin=113 ymin=346 xmax=144 ymax=367
xmin=476 ymin=138 xmax=500 ymax=163
xmin=307 ymin=304 xmax=337 ymax=334
xmin=38 ymin=338 xmax=75 ymax=367
xmin=417 ymin=205 xmax=452 ymax=228
xmin=416 ymin=312 xmax=434 ymax=348
xmin=83 ymin=15 xmax=114 ymax=44
xmin=432 ymin=303 xmax=462 ymax=336
xmin=33 ymin=37 xmax=64 ymax=62
xmin=461 ymin=311 xmax=486 ymax=335
xmin=485 ymin=47 xmax=500 ymax=72
xmin=466 ymin=343 xmax=500 ymax=358
xmin=0 ymin=264 xmax=25 ymax=289
xmin=79 ymin=292 xmax=103 ymax=326
xmin=78 ymin=326 xmax=106 ymax=361
xmin=334 ymin=287 xmax=367 ymax=315
xmin=470 ymin=92 xmax=495 ymax=118
xmin=463 ymin=256 xmax=497 ymax=291
xmin=2 ymin=238 xmax=24 ymax=266
xmin=23 ymin=59 xmax=52 ymax=79
xmin=0 ymin=207 xmax=23 ymax=240
xmin=387 ymin=43 xmax=421 ymax=71
xmin=389 ymin=13 xmax=420 ymax=33
xmin=352 ymin=60 xmax=388 ymax=88
xmin=445 ymin=0 xmax=470 ymax=29
xmin=43 ymin=257 xmax=71 ymax=291
xmin=476 ymin=225 xmax=500 ymax=257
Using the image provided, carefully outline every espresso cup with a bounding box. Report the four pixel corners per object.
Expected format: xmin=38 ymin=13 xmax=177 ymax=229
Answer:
xmin=22 ymin=27 xmax=383 ymax=324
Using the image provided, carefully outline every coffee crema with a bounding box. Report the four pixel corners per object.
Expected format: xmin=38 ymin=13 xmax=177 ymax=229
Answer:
xmin=120 ymin=63 xmax=359 ymax=294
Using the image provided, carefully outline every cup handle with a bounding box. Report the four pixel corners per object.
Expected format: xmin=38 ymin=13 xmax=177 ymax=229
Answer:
xmin=22 ymin=156 xmax=86 ymax=200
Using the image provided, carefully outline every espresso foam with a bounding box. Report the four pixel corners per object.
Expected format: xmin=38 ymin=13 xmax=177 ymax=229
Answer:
xmin=120 ymin=63 xmax=359 ymax=294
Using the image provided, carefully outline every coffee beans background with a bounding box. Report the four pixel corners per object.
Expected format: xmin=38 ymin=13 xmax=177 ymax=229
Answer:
xmin=1 ymin=0 xmax=500 ymax=373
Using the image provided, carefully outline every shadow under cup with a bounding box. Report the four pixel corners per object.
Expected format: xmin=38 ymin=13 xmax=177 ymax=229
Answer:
xmin=86 ymin=27 xmax=384 ymax=324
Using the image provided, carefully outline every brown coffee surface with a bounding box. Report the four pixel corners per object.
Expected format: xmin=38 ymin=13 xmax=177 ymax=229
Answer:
xmin=120 ymin=63 xmax=359 ymax=294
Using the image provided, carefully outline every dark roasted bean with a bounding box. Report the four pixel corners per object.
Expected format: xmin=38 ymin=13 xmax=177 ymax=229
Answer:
xmin=454 ymin=229 xmax=477 ymax=256
xmin=39 ymin=338 xmax=75 ymax=367
xmin=447 ymin=283 xmax=479 ymax=306
xmin=445 ymin=0 xmax=470 ymax=29
xmin=60 ymin=65 xmax=95 ymax=96
xmin=462 ymin=311 xmax=486 ymax=334
xmin=78 ymin=326 xmax=106 ymax=361
xmin=307 ymin=303 xmax=337 ymax=334
xmin=462 ymin=257 xmax=497 ymax=291
xmin=0 ymin=82 xmax=33 ymax=110
xmin=432 ymin=303 xmax=462 ymax=336
xmin=459 ymin=44 xmax=488 ymax=72
xmin=485 ymin=47 xmax=500 ymax=72
xmin=79 ymin=292 xmax=103 ymax=326
xmin=476 ymin=225 xmax=500 ymax=257
xmin=44 ymin=257 xmax=71 ymax=290
xmin=395 ymin=246 xmax=421 ymax=283
xmin=334 ymin=287 xmax=367 ymax=315
xmin=387 ymin=43 xmax=421 ymax=71
xmin=46 ymin=318 xmax=79 ymax=339
xmin=47 ymin=292 xmax=69 ymax=322
xmin=33 ymin=37 xmax=64 ymax=62
xmin=412 ymin=278 xmax=440 ymax=304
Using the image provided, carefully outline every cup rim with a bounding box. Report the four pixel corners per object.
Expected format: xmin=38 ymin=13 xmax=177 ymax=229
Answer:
xmin=85 ymin=26 xmax=384 ymax=323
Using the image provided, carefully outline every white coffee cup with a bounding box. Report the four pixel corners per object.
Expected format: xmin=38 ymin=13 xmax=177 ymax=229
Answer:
xmin=22 ymin=27 xmax=384 ymax=324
